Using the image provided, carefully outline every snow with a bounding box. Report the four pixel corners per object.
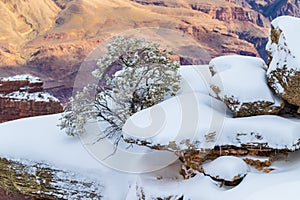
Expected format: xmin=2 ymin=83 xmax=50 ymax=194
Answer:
xmin=0 ymin=74 xmax=42 ymax=83
xmin=1 ymin=109 xmax=300 ymax=199
xmin=203 ymin=156 xmax=248 ymax=181
xmin=266 ymin=16 xmax=300 ymax=91
xmin=2 ymin=63 xmax=300 ymax=198
xmin=123 ymin=91 xmax=300 ymax=150
xmin=244 ymin=181 xmax=300 ymax=200
xmin=177 ymin=65 xmax=211 ymax=95
xmin=218 ymin=115 xmax=300 ymax=150
xmin=1 ymin=91 xmax=60 ymax=102
xmin=241 ymin=155 xmax=269 ymax=162
xmin=123 ymin=92 xmax=228 ymax=148
xmin=122 ymin=65 xmax=299 ymax=150
xmin=209 ymin=55 xmax=282 ymax=107
xmin=128 ymin=151 xmax=300 ymax=199
xmin=0 ymin=114 xmax=135 ymax=199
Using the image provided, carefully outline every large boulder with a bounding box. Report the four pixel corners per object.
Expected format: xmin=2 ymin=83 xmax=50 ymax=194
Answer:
xmin=266 ymin=16 xmax=300 ymax=113
xmin=123 ymin=65 xmax=300 ymax=176
xmin=209 ymin=55 xmax=283 ymax=117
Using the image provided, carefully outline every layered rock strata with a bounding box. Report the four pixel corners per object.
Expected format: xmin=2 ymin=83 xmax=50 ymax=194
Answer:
xmin=0 ymin=75 xmax=63 ymax=123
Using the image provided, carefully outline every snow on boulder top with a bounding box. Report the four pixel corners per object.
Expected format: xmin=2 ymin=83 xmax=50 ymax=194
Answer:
xmin=203 ymin=156 xmax=248 ymax=182
xmin=266 ymin=16 xmax=300 ymax=110
xmin=123 ymin=92 xmax=300 ymax=151
xmin=209 ymin=55 xmax=283 ymax=117
xmin=267 ymin=16 xmax=300 ymax=73
xmin=123 ymin=65 xmax=300 ymax=152
xmin=123 ymin=92 xmax=229 ymax=149
xmin=0 ymin=91 xmax=60 ymax=102
xmin=0 ymin=74 xmax=42 ymax=83
xmin=177 ymin=65 xmax=211 ymax=95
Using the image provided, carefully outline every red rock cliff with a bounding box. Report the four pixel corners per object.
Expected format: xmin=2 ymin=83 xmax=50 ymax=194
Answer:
xmin=0 ymin=75 xmax=63 ymax=123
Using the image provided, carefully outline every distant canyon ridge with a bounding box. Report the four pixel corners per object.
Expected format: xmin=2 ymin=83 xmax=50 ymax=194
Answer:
xmin=0 ymin=0 xmax=299 ymax=99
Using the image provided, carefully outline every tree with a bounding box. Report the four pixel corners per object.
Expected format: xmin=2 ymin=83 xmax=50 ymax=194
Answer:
xmin=59 ymin=85 xmax=97 ymax=136
xmin=60 ymin=37 xmax=181 ymax=142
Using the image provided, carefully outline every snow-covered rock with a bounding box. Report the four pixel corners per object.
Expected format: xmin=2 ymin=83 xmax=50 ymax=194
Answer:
xmin=0 ymin=74 xmax=63 ymax=123
xmin=2 ymin=109 xmax=300 ymax=199
xmin=266 ymin=16 xmax=300 ymax=112
xmin=123 ymin=65 xmax=300 ymax=175
xmin=123 ymin=92 xmax=228 ymax=151
xmin=209 ymin=55 xmax=283 ymax=117
xmin=1 ymin=91 xmax=60 ymax=102
xmin=0 ymin=157 xmax=104 ymax=200
xmin=177 ymin=65 xmax=211 ymax=95
xmin=203 ymin=156 xmax=248 ymax=186
xmin=0 ymin=74 xmax=42 ymax=83
xmin=123 ymin=87 xmax=300 ymax=152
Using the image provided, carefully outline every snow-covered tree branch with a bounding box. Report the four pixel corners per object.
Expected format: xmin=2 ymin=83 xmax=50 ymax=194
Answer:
xmin=59 ymin=37 xmax=181 ymax=141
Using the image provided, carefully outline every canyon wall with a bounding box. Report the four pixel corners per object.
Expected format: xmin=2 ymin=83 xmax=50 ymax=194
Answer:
xmin=1 ymin=0 xmax=300 ymax=99
xmin=0 ymin=75 xmax=63 ymax=123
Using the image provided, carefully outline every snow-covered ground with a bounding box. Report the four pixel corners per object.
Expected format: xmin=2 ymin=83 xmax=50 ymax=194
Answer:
xmin=1 ymin=114 xmax=300 ymax=199
xmin=1 ymin=64 xmax=300 ymax=199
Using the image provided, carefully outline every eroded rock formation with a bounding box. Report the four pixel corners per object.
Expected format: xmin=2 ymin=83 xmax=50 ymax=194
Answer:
xmin=209 ymin=55 xmax=284 ymax=117
xmin=0 ymin=0 xmax=280 ymax=99
xmin=266 ymin=16 xmax=300 ymax=112
xmin=0 ymin=75 xmax=63 ymax=123
xmin=0 ymin=157 xmax=103 ymax=199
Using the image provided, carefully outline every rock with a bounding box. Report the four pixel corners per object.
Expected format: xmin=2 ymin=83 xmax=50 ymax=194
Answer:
xmin=123 ymin=65 xmax=299 ymax=178
xmin=177 ymin=145 xmax=288 ymax=179
xmin=0 ymin=74 xmax=43 ymax=94
xmin=266 ymin=16 xmax=300 ymax=113
xmin=0 ymin=0 xmax=274 ymax=100
xmin=0 ymin=74 xmax=63 ymax=123
xmin=0 ymin=0 xmax=61 ymax=46
xmin=259 ymin=0 xmax=300 ymax=20
xmin=3 ymin=0 xmax=300 ymax=101
xmin=0 ymin=187 xmax=34 ymax=200
xmin=209 ymin=55 xmax=284 ymax=117
xmin=0 ymin=157 xmax=103 ymax=199
xmin=243 ymin=156 xmax=272 ymax=171
xmin=203 ymin=156 xmax=248 ymax=186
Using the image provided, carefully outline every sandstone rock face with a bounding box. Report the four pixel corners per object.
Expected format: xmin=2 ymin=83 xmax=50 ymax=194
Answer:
xmin=0 ymin=0 xmax=271 ymax=99
xmin=209 ymin=55 xmax=283 ymax=117
xmin=266 ymin=16 xmax=300 ymax=112
xmin=190 ymin=1 xmax=267 ymax=26
xmin=178 ymin=144 xmax=278 ymax=177
xmin=246 ymin=0 xmax=300 ymax=20
xmin=0 ymin=75 xmax=63 ymax=123
xmin=0 ymin=75 xmax=43 ymax=94
xmin=0 ymin=0 xmax=60 ymax=45
xmin=1 ymin=0 xmax=300 ymax=100
xmin=0 ymin=157 xmax=103 ymax=199
xmin=0 ymin=188 xmax=33 ymax=200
